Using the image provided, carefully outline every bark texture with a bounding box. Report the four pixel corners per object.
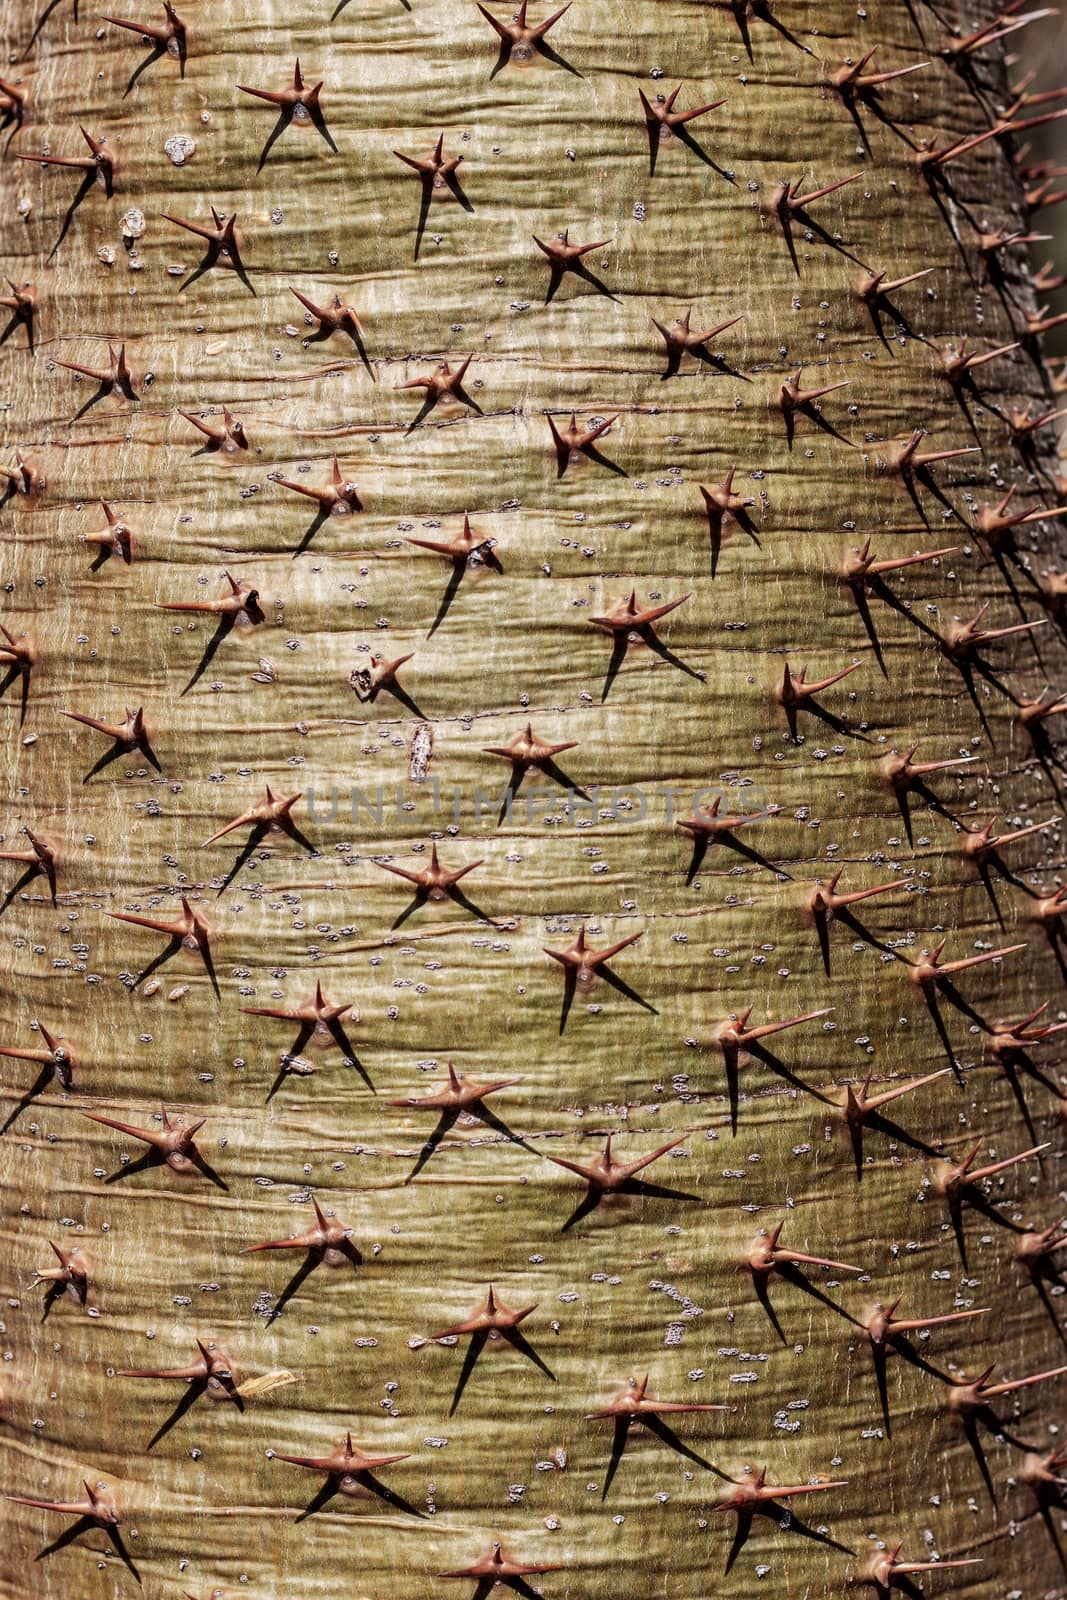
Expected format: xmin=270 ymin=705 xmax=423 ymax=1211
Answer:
xmin=1 ymin=1 xmax=1066 ymax=1597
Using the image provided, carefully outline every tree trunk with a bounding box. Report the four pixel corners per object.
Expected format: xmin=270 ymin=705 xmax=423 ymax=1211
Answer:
xmin=1 ymin=1 xmax=1065 ymax=1597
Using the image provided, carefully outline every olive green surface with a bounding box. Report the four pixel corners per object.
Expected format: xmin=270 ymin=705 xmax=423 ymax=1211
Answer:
xmin=1 ymin=2 xmax=1066 ymax=1597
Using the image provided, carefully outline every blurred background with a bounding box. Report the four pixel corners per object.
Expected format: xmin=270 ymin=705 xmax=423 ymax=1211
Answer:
xmin=1015 ymin=9 xmax=1067 ymax=359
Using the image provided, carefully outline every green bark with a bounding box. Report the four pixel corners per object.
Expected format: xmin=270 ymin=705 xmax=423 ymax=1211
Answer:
xmin=1 ymin=1 xmax=1066 ymax=1597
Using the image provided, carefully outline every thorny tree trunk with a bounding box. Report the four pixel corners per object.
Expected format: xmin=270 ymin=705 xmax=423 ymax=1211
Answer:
xmin=1 ymin=1 xmax=1066 ymax=1597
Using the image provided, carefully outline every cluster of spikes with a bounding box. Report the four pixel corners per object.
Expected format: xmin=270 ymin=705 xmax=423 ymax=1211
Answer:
xmin=1 ymin=0 xmax=1067 ymax=1596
